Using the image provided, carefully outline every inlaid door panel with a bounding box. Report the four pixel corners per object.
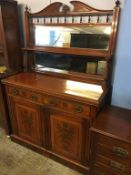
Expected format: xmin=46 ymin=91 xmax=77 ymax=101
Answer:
xmin=50 ymin=114 xmax=88 ymax=162
xmin=9 ymin=96 xmax=43 ymax=146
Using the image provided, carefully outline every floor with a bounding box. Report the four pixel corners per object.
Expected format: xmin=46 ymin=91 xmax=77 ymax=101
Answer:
xmin=0 ymin=128 xmax=82 ymax=175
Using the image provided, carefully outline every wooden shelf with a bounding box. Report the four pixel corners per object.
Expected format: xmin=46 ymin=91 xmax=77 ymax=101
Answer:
xmin=34 ymin=67 xmax=106 ymax=86
xmin=22 ymin=46 xmax=109 ymax=58
xmin=30 ymin=22 xmax=112 ymax=27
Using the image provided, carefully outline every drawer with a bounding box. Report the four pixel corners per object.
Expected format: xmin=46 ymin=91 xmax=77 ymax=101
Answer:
xmin=96 ymin=142 xmax=131 ymax=165
xmin=42 ymin=95 xmax=90 ymax=116
xmin=7 ymin=86 xmax=90 ymax=116
xmin=7 ymin=86 xmax=42 ymax=103
xmin=95 ymin=134 xmax=131 ymax=160
xmin=92 ymin=162 xmax=127 ymax=175
xmin=94 ymin=154 xmax=130 ymax=174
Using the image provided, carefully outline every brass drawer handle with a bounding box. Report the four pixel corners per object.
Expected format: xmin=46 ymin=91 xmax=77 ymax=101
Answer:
xmin=74 ymin=106 xmax=83 ymax=113
xmin=31 ymin=95 xmax=38 ymax=101
xmin=13 ymin=89 xmax=19 ymax=96
xmin=112 ymin=146 xmax=128 ymax=157
xmin=49 ymin=99 xmax=57 ymax=106
xmin=110 ymin=160 xmax=125 ymax=172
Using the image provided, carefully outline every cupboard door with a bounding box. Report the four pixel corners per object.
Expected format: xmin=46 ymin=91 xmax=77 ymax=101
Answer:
xmin=50 ymin=114 xmax=88 ymax=162
xmin=9 ymin=97 xmax=43 ymax=146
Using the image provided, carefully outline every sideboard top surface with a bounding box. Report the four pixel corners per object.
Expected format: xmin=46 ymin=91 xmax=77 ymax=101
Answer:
xmin=2 ymin=72 xmax=105 ymax=105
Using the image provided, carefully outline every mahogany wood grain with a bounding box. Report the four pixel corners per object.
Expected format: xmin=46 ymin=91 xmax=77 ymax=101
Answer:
xmin=22 ymin=46 xmax=108 ymax=58
xmin=109 ymin=6 xmax=120 ymax=57
xmin=0 ymin=4 xmax=8 ymax=68
xmin=2 ymin=72 xmax=105 ymax=106
xmin=8 ymin=96 xmax=44 ymax=146
xmin=1 ymin=1 xmax=121 ymax=174
xmin=28 ymin=1 xmax=113 ymax=17
xmin=91 ymin=106 xmax=131 ymax=142
xmin=50 ymin=114 xmax=85 ymax=162
xmin=23 ymin=0 xmax=120 ymax=87
xmin=4 ymin=81 xmax=92 ymax=174
xmin=0 ymin=0 xmax=22 ymax=133
xmin=90 ymin=106 xmax=131 ymax=175
xmin=0 ymin=84 xmax=9 ymax=131
xmin=25 ymin=6 xmax=30 ymax=47
xmin=7 ymin=85 xmax=91 ymax=118
xmin=0 ymin=0 xmax=22 ymax=72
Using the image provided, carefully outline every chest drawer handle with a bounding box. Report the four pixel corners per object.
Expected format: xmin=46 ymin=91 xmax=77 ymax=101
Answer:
xmin=74 ymin=106 xmax=83 ymax=113
xmin=110 ymin=160 xmax=125 ymax=172
xmin=112 ymin=147 xmax=128 ymax=157
xmin=13 ymin=89 xmax=19 ymax=96
xmin=31 ymin=95 xmax=38 ymax=101
xmin=49 ymin=99 xmax=57 ymax=106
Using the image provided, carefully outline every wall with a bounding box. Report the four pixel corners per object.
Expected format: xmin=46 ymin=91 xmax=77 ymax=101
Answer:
xmin=111 ymin=0 xmax=131 ymax=109
xmin=16 ymin=0 xmax=131 ymax=109
xmin=17 ymin=0 xmax=124 ymax=12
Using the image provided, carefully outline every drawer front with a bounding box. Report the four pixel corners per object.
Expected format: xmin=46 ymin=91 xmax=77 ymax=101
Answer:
xmin=7 ymin=86 xmax=42 ymax=103
xmin=96 ymin=134 xmax=131 ymax=160
xmin=7 ymin=86 xmax=90 ymax=116
xmin=43 ymin=95 xmax=90 ymax=116
xmin=94 ymin=154 xmax=130 ymax=174
xmin=91 ymin=133 xmax=131 ymax=174
xmin=92 ymin=162 xmax=127 ymax=175
xmin=96 ymin=142 xmax=131 ymax=165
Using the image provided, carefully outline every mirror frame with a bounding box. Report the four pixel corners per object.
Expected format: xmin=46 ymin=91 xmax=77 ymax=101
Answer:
xmin=24 ymin=1 xmax=120 ymax=58
xmin=23 ymin=1 xmax=120 ymax=88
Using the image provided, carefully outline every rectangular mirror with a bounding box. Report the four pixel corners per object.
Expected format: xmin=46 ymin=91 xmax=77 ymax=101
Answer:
xmin=30 ymin=25 xmax=111 ymax=50
xmin=33 ymin=52 xmax=107 ymax=76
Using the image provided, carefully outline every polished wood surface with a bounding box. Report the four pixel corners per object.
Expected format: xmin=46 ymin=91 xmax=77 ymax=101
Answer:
xmin=0 ymin=0 xmax=22 ymax=72
xmin=9 ymin=96 xmax=43 ymax=146
xmin=0 ymin=0 xmax=22 ymax=134
xmin=0 ymin=84 xmax=8 ymax=129
xmin=6 ymin=84 xmax=91 ymax=118
xmin=90 ymin=106 xmax=131 ymax=175
xmin=50 ymin=114 xmax=86 ymax=162
xmin=24 ymin=1 xmax=120 ymax=85
xmin=91 ymin=106 xmax=131 ymax=142
xmin=4 ymin=80 xmax=92 ymax=174
xmin=23 ymin=46 xmax=108 ymax=57
xmin=28 ymin=1 xmax=113 ymax=17
xmin=2 ymin=72 xmax=105 ymax=105
xmin=1 ymin=1 xmax=121 ymax=174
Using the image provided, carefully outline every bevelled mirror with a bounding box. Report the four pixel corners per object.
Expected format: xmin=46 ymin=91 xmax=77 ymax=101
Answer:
xmin=30 ymin=25 xmax=111 ymax=50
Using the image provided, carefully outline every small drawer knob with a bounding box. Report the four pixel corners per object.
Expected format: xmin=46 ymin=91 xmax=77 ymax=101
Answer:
xmin=31 ymin=95 xmax=38 ymax=101
xmin=74 ymin=106 xmax=83 ymax=113
xmin=13 ymin=89 xmax=19 ymax=96
xmin=49 ymin=98 xmax=57 ymax=106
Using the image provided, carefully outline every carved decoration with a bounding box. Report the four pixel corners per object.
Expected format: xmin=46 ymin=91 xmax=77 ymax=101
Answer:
xmin=115 ymin=0 xmax=120 ymax=7
xmin=56 ymin=121 xmax=75 ymax=150
xmin=15 ymin=103 xmax=42 ymax=145
xmin=18 ymin=108 xmax=33 ymax=136
xmin=28 ymin=1 xmax=113 ymax=17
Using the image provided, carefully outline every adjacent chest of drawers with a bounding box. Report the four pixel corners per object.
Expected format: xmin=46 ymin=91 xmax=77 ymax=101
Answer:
xmin=90 ymin=106 xmax=131 ymax=175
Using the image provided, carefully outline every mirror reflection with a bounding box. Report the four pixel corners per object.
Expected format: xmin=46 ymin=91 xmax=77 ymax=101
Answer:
xmin=30 ymin=25 xmax=111 ymax=50
xmin=34 ymin=52 xmax=107 ymax=76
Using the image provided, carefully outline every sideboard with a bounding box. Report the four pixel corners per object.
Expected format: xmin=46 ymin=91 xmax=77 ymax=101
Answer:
xmin=1 ymin=1 xmax=121 ymax=174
